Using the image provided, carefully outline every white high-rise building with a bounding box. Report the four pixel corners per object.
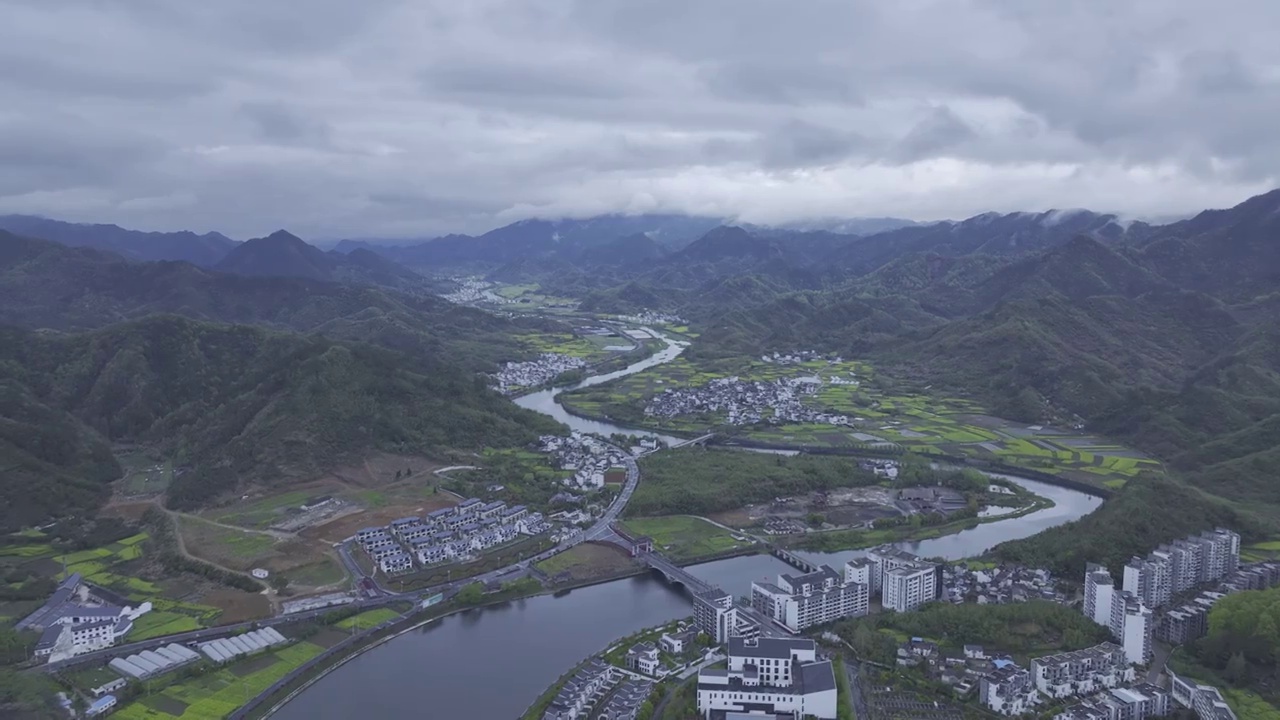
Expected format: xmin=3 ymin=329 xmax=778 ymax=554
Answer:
xmin=845 ymin=558 xmax=873 ymax=587
xmin=883 ymin=564 xmax=937 ymax=613
xmin=1123 ymin=553 xmax=1172 ymax=609
xmin=1110 ymin=591 xmax=1152 ymax=666
xmin=866 ymin=545 xmax=924 ymax=595
xmin=1083 ymin=563 xmax=1115 ymax=627
xmin=751 ymin=566 xmax=869 ymax=632
xmin=693 ymin=588 xmax=738 ymax=644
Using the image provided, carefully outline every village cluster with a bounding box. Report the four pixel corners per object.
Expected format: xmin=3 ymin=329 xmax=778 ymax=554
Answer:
xmin=538 ymin=432 xmax=631 ymax=492
xmin=611 ymin=310 xmax=687 ymax=326
xmin=643 ymin=375 xmax=855 ymax=426
xmin=356 ymin=498 xmax=549 ymax=574
xmin=941 ymin=563 xmax=1067 ymax=605
xmin=494 ymin=353 xmax=587 ymax=394
xmin=441 ymin=277 xmax=498 ymax=305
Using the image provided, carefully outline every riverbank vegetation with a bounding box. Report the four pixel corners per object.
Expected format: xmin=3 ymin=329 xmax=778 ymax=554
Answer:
xmin=993 ymin=473 xmax=1264 ymax=577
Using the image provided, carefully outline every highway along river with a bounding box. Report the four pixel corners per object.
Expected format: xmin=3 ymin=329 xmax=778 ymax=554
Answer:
xmin=273 ymin=334 xmax=1103 ymax=719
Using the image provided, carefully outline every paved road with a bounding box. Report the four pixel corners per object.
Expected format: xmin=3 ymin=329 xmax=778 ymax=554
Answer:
xmin=845 ymin=657 xmax=873 ymax=720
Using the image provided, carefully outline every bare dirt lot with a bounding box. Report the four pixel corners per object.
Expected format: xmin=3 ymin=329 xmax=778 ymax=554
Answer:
xmin=711 ymin=486 xmax=903 ymax=530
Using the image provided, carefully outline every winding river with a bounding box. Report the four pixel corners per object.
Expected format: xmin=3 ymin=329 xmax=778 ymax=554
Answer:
xmin=274 ymin=334 xmax=1102 ymax=720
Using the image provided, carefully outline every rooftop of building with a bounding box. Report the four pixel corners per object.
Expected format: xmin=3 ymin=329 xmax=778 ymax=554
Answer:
xmin=780 ymin=565 xmax=841 ymax=589
xmin=695 ymin=587 xmax=732 ymax=602
xmin=700 ymin=658 xmax=835 ymax=696
xmin=728 ymin=636 xmax=815 ymax=660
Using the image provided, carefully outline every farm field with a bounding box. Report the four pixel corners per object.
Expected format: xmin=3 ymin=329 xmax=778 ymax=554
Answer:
xmin=619 ymin=516 xmax=754 ymax=561
xmin=117 ymin=452 xmax=175 ymax=496
xmin=490 ymin=282 xmax=579 ymax=311
xmin=561 ymin=355 xmax=1159 ymax=491
xmin=0 ymin=528 xmax=237 ymax=638
xmin=112 ymin=641 xmax=325 ymax=720
xmin=333 ymin=607 xmax=401 ymax=630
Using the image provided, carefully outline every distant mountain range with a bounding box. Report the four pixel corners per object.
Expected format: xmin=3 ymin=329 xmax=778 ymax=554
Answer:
xmin=0 ymin=214 xmax=237 ymax=266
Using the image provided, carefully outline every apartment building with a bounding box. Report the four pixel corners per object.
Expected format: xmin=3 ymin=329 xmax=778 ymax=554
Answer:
xmin=1124 ymin=552 xmax=1172 ymax=609
xmin=694 ymin=588 xmax=738 ymax=644
xmin=696 ymin=638 xmax=837 ymax=719
xmin=1123 ymin=529 xmax=1241 ymax=612
xmin=750 ymin=566 xmax=869 ymax=632
xmin=883 ymin=563 xmax=938 ymax=613
xmin=1084 ymin=563 xmax=1116 ymax=627
xmin=1031 ymin=643 xmax=1134 ymax=699
xmin=1055 ymin=684 xmax=1171 ymax=720
xmin=1169 ymin=671 xmax=1238 ymax=720
xmin=1110 ymin=592 xmax=1152 ymax=666
xmin=866 ymin=545 xmax=926 ymax=595
xmin=1155 ymin=604 xmax=1210 ymax=645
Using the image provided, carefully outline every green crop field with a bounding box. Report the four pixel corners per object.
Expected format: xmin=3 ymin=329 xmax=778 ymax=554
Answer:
xmin=210 ymin=491 xmax=315 ymax=529
xmin=620 ymin=516 xmax=752 ymax=560
xmin=334 ymin=608 xmax=401 ymax=630
xmin=128 ymin=612 xmax=204 ymax=641
xmin=560 ymin=353 xmax=1156 ymax=491
xmin=113 ymin=641 xmax=325 ymax=720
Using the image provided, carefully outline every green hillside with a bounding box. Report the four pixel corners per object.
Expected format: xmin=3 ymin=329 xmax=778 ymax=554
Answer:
xmin=0 ymin=315 xmax=563 ymax=528
xmin=0 ymin=231 xmax=537 ymax=371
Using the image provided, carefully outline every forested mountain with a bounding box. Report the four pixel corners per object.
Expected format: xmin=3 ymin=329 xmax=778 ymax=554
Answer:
xmin=0 ymin=232 xmax=535 ymax=371
xmin=679 ymin=191 xmax=1280 ymax=563
xmin=337 ymin=214 xmax=722 ymax=269
xmin=0 ymin=315 xmax=563 ymax=529
xmin=214 ymin=230 xmax=437 ymax=293
xmin=0 ymin=214 xmax=237 ymax=266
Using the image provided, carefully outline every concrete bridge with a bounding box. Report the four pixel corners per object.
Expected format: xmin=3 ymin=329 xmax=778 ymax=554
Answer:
xmin=768 ymin=545 xmax=821 ymax=575
xmin=667 ymin=433 xmax=716 ymax=450
xmin=639 ymin=552 xmax=714 ymax=595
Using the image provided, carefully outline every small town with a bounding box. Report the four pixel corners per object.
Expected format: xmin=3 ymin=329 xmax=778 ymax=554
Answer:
xmin=494 ymin=352 xmax=588 ymax=394
xmin=643 ymin=375 xmax=855 ymax=426
xmin=538 ymin=432 xmax=632 ymax=492
xmin=611 ymin=310 xmax=687 ymax=326
xmin=528 ymin=525 xmax=1272 ymax=720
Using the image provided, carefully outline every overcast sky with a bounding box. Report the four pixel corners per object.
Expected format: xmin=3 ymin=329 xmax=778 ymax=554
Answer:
xmin=2 ymin=0 xmax=1277 ymax=239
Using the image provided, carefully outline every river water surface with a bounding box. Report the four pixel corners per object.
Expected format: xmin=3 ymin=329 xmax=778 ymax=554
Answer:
xmin=274 ymin=335 xmax=1102 ymax=719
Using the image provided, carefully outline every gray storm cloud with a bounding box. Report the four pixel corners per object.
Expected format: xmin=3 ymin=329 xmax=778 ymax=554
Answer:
xmin=0 ymin=0 xmax=1276 ymax=238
